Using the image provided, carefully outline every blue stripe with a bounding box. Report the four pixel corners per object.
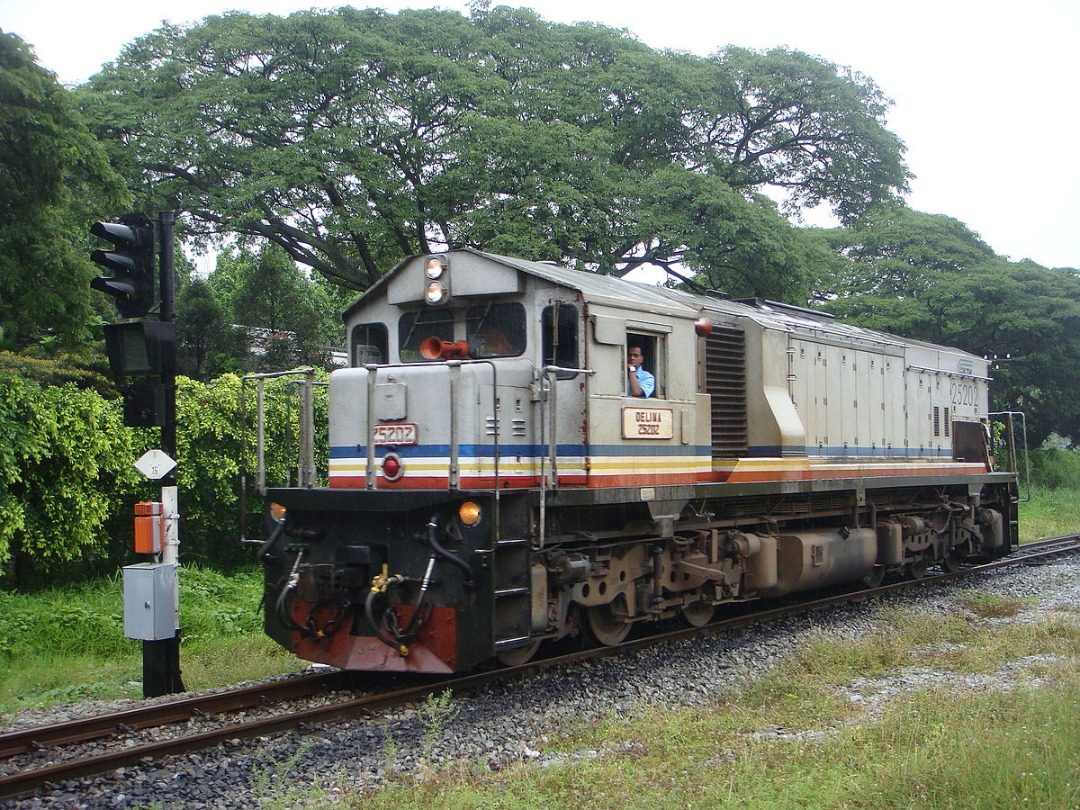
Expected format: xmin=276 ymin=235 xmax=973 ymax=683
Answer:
xmin=331 ymin=443 xmax=954 ymax=460
xmin=331 ymin=443 xmax=713 ymax=459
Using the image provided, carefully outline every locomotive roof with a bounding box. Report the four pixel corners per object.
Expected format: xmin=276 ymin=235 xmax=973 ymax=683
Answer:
xmin=345 ymin=248 xmax=980 ymax=363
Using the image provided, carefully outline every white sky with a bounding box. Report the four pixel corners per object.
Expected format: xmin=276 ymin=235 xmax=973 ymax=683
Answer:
xmin=3 ymin=0 xmax=1078 ymax=270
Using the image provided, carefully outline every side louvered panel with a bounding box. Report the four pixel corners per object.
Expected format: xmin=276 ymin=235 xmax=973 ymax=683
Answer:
xmin=705 ymin=327 xmax=748 ymax=457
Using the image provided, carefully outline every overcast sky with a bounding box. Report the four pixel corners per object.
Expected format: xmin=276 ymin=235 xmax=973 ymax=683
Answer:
xmin=3 ymin=0 xmax=1078 ymax=270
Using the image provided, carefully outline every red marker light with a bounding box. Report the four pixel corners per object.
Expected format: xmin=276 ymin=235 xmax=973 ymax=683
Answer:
xmin=382 ymin=453 xmax=403 ymax=481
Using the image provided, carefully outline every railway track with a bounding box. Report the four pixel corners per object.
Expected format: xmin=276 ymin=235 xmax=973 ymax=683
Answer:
xmin=3 ymin=534 xmax=1077 ymax=802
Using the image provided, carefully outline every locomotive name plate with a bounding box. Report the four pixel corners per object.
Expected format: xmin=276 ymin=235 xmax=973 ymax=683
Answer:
xmin=373 ymin=422 xmax=418 ymax=446
xmin=622 ymin=407 xmax=674 ymax=439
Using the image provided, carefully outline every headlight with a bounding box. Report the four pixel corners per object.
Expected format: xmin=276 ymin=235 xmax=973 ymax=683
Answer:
xmin=424 ymin=256 xmax=446 ymax=279
xmin=425 ymin=280 xmax=449 ymax=305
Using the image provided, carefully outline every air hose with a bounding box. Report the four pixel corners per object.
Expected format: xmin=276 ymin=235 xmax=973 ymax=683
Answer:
xmin=365 ymin=516 xmax=475 ymax=655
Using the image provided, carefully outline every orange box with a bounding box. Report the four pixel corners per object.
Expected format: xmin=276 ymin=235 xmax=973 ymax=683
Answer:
xmin=134 ymin=502 xmax=164 ymax=554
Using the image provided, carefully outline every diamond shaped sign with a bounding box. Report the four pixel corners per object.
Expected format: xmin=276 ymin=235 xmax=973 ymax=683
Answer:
xmin=134 ymin=449 xmax=177 ymax=480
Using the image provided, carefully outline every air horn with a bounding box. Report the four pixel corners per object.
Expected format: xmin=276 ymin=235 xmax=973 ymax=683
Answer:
xmin=419 ymin=336 xmax=470 ymax=360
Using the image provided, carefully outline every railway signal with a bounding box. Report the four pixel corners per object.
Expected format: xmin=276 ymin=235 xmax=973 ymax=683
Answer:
xmin=90 ymin=213 xmax=157 ymax=318
xmin=91 ymin=211 xmax=184 ymax=698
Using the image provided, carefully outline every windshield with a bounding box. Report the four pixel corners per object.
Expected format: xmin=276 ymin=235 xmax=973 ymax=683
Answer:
xmin=466 ymin=302 xmax=526 ymax=358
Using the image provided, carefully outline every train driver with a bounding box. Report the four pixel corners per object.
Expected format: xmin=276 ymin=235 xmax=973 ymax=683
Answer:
xmin=627 ymin=345 xmax=655 ymax=398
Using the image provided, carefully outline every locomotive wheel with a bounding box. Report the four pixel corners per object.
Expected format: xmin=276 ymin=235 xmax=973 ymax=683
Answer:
xmin=680 ymin=601 xmax=714 ymax=628
xmin=861 ymin=565 xmax=885 ymax=589
xmin=496 ymin=638 xmax=543 ymax=667
xmin=942 ymin=546 xmax=966 ymax=574
xmin=905 ymin=556 xmax=928 ymax=580
xmin=586 ymin=597 xmax=632 ymax=646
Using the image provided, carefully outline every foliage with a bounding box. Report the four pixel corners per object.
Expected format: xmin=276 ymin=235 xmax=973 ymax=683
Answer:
xmin=1026 ymin=447 xmax=1080 ymax=490
xmin=0 ymin=349 xmax=115 ymax=395
xmin=0 ymin=366 xmax=326 ymax=585
xmin=79 ymin=7 xmax=908 ymax=296
xmin=174 ymin=373 xmax=328 ymax=569
xmin=0 ymin=373 xmax=147 ymax=581
xmin=0 ymin=31 xmax=128 ymax=350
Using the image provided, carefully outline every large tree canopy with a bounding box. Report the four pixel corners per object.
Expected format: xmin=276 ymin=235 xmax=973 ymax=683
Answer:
xmin=79 ymin=6 xmax=908 ymax=292
xmin=0 ymin=31 xmax=128 ymax=348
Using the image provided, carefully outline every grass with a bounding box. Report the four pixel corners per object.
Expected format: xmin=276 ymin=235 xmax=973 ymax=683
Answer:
xmin=348 ymin=597 xmax=1080 ymax=810
xmin=0 ymin=566 xmax=305 ymax=716
xmin=1018 ymin=485 xmax=1080 ymax=543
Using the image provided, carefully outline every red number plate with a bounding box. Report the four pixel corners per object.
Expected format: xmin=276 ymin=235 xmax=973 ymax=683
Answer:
xmin=373 ymin=423 xmax=418 ymax=446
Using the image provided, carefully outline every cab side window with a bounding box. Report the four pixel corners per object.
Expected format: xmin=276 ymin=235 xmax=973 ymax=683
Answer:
xmin=351 ymin=323 xmax=388 ymax=366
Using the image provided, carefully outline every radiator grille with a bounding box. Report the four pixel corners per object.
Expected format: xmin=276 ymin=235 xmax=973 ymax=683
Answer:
xmin=705 ymin=327 xmax=748 ymax=457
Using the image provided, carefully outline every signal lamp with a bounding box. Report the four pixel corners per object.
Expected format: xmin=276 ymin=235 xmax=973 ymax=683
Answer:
xmin=89 ymin=213 xmax=157 ymax=318
xmin=269 ymin=502 xmax=288 ymax=522
xmin=103 ymin=321 xmax=175 ymax=377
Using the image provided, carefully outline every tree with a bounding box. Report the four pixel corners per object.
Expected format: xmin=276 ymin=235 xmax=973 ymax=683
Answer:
xmin=0 ymin=32 xmax=128 ymax=350
xmin=208 ymin=244 xmax=330 ymax=371
xmin=175 ymin=278 xmax=227 ymax=380
xmin=698 ymin=47 xmax=910 ymax=224
xmin=79 ymin=7 xmax=908 ymax=297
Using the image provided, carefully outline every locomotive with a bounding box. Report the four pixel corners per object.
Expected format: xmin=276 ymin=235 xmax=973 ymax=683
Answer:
xmin=258 ymin=249 xmax=1019 ymax=673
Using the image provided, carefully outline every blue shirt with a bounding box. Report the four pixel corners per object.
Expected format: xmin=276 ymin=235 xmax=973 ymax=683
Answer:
xmin=630 ymin=367 xmax=655 ymax=398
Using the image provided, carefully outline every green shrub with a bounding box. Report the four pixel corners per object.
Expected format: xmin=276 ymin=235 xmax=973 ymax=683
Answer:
xmin=1 ymin=366 xmax=327 ymax=589
xmin=1026 ymin=447 xmax=1080 ymax=490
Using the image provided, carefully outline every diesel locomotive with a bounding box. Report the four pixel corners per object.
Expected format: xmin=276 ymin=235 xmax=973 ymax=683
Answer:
xmin=257 ymin=249 xmax=1019 ymax=673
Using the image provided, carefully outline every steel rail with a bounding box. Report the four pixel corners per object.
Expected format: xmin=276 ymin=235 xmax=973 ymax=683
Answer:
xmin=0 ymin=669 xmax=351 ymax=758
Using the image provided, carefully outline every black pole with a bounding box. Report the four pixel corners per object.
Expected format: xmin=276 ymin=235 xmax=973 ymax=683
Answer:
xmin=142 ymin=210 xmax=184 ymax=698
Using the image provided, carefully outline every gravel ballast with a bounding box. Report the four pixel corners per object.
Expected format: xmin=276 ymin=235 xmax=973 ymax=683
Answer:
xmin=5 ymin=556 xmax=1079 ymax=809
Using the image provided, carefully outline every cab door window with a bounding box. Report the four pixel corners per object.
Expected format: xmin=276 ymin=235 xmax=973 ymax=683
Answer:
xmin=543 ymin=303 xmax=579 ymax=378
xmin=627 ymin=332 xmax=663 ymax=398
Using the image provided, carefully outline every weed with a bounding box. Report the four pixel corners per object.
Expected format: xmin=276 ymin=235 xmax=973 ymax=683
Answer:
xmin=382 ymin=727 xmax=399 ymax=778
xmin=251 ymin=739 xmax=317 ymax=809
xmin=418 ymin=689 xmax=460 ymax=757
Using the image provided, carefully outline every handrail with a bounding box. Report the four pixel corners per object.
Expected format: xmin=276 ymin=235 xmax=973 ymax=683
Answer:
xmin=239 ymin=368 xmax=318 ymax=543
xmin=538 ymin=365 xmax=595 ymax=549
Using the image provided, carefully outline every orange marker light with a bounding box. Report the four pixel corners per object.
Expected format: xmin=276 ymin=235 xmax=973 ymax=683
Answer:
xmin=458 ymin=501 xmax=482 ymax=526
